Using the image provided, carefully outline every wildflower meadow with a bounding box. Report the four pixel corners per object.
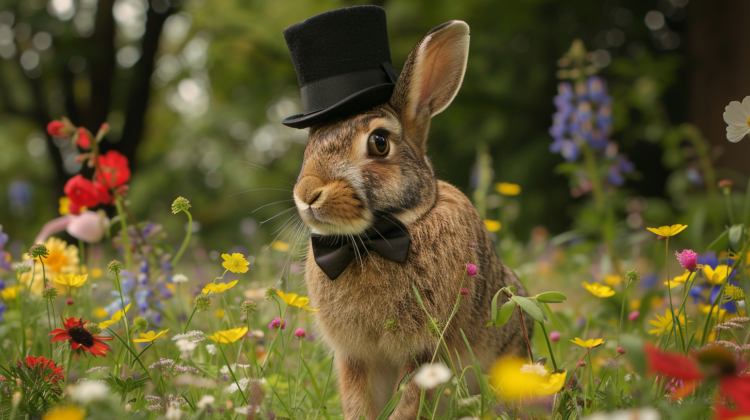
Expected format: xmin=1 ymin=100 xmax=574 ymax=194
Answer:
xmin=1 ymin=3 xmax=750 ymax=420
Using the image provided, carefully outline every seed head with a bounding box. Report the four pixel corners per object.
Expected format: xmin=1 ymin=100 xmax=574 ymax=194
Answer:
xmin=264 ymin=287 xmax=277 ymax=301
xmin=625 ymin=269 xmax=641 ymax=283
xmin=195 ymin=295 xmax=211 ymax=311
xmin=241 ymin=300 xmax=257 ymax=315
xmin=28 ymin=244 xmax=49 ymax=259
xmin=42 ymin=286 xmax=58 ymax=302
xmin=171 ymin=196 xmax=191 ymax=214
xmin=108 ymin=260 xmax=123 ymax=275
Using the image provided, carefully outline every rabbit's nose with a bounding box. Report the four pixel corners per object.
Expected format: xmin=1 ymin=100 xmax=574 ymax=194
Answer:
xmin=296 ymin=176 xmax=327 ymax=207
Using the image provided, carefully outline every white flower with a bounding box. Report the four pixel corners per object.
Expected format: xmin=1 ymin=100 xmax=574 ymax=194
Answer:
xmin=723 ymin=97 xmax=750 ymax=142
xmin=583 ymin=408 xmax=660 ymax=420
xmin=248 ymin=329 xmax=264 ymax=338
xmin=165 ymin=404 xmax=183 ymax=420
xmin=457 ymin=395 xmax=480 ymax=407
xmin=413 ymin=363 xmax=452 ymax=389
xmin=224 ymin=377 xmax=250 ymax=394
xmin=520 ymin=363 xmax=547 ymax=376
xmin=206 ymin=344 xmax=217 ymax=355
xmin=197 ymin=395 xmax=215 ymax=409
xmin=176 ymin=338 xmax=198 ymax=360
xmin=172 ymin=273 xmax=188 ymax=283
xmin=72 ymin=381 xmax=110 ymax=404
xmin=234 ymin=405 xmax=260 ymax=415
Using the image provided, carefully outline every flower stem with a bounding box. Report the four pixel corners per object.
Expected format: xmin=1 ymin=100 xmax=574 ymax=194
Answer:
xmin=664 ymin=237 xmax=685 ymax=352
xmin=172 ymin=209 xmax=193 ymax=267
xmin=538 ymin=321 xmax=558 ymax=370
xmin=39 ymin=258 xmax=54 ymax=354
xmin=113 ymin=270 xmax=132 ymax=366
xmin=207 ymin=316 xmax=248 ymax=404
xmin=516 ymin=305 xmax=534 ymax=363
xmin=115 ymin=196 xmax=132 ymax=271
xmin=618 ymin=281 xmax=631 ymax=347
xmin=723 ymin=193 xmax=737 ymax=226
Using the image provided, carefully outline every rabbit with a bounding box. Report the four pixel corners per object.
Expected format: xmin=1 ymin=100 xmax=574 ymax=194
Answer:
xmin=292 ymin=20 xmax=531 ymax=420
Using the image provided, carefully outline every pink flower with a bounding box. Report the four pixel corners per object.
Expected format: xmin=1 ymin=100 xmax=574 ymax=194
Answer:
xmin=77 ymin=127 xmax=91 ymax=149
xmin=66 ymin=297 xmax=74 ymax=305
xmin=466 ymin=263 xmax=477 ymax=276
xmin=460 ymin=288 xmax=468 ymax=296
xmin=294 ymin=328 xmax=306 ymax=339
xmin=467 ymin=242 xmax=475 ymax=248
xmin=675 ymin=249 xmax=698 ymax=272
xmin=47 ymin=120 xmax=68 ymax=137
xmin=549 ymin=331 xmax=561 ymax=342
xmin=628 ymin=310 xmax=639 ymax=321
xmin=34 ymin=211 xmax=109 ymax=245
xmin=617 ymin=346 xmax=626 ymax=354
xmin=577 ymin=360 xmax=586 ymax=367
xmin=268 ymin=317 xmax=286 ymax=330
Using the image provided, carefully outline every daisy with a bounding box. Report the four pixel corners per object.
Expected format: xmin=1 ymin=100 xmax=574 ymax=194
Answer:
xmin=49 ymin=317 xmax=114 ymax=357
xmin=723 ymin=96 xmax=750 ymax=142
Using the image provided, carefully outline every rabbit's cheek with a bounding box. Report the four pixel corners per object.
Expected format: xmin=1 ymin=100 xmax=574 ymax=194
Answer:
xmin=294 ymin=176 xmax=372 ymax=234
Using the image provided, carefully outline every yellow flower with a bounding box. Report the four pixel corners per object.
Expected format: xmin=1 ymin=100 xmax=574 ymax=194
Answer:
xmin=570 ymin=337 xmax=604 ymax=348
xmin=648 ymin=309 xmax=688 ymax=336
xmin=277 ymin=290 xmax=319 ymax=312
xmin=133 ymin=329 xmax=169 ymax=343
xmin=271 ymin=241 xmax=290 ymax=252
xmin=20 ymin=237 xmax=79 ymax=295
xmin=604 ymin=274 xmax=621 ymax=286
xmin=581 ymin=282 xmax=615 ymax=298
xmin=489 ymin=357 xmax=566 ymax=400
xmin=43 ymin=406 xmax=85 ymax=420
xmin=99 ymin=303 xmax=131 ymax=329
xmin=700 ymin=304 xmax=727 ymax=319
xmin=80 ymin=266 xmax=103 ymax=279
xmin=495 ymin=182 xmax=521 ymax=196
xmin=93 ymin=307 xmax=109 ymax=318
xmin=54 ymin=273 xmax=88 ymax=288
xmin=664 ymin=270 xmax=691 ymax=289
xmin=630 ymin=300 xmax=641 ymax=310
xmin=484 ymin=220 xmax=501 ymax=232
xmin=726 ymin=284 xmax=745 ymax=301
xmin=646 ymin=224 xmax=687 ymax=237
xmin=202 ymin=280 xmax=238 ymax=295
xmin=215 ymin=309 xmax=225 ymax=319
xmin=59 ymin=197 xmax=71 ymax=216
xmin=221 ymin=253 xmax=249 ymax=274
xmin=703 ymin=265 xmax=733 ymax=286
xmin=1 ymin=285 xmax=23 ymax=300
xmin=209 ymin=326 xmax=248 ymax=344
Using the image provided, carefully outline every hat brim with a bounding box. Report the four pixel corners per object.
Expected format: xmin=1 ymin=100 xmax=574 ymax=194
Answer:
xmin=282 ymin=83 xmax=395 ymax=129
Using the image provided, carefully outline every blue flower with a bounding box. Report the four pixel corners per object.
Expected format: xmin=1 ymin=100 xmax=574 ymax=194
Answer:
xmin=549 ymin=138 xmax=580 ymax=161
xmin=709 ymin=284 xmax=738 ymax=313
xmin=0 ymin=302 xmax=6 ymax=322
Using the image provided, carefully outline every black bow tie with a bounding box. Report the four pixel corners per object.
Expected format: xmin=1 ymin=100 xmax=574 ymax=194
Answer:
xmin=310 ymin=216 xmax=411 ymax=280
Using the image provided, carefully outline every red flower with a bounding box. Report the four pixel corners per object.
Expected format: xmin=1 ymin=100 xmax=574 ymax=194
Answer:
xmin=96 ymin=151 xmax=130 ymax=189
xmin=47 ymin=120 xmax=68 ymax=137
xmin=77 ymin=127 xmax=91 ymax=149
xmin=24 ymin=356 xmax=65 ymax=383
xmin=49 ymin=317 xmax=114 ymax=357
xmin=645 ymin=343 xmax=750 ymax=419
xmin=64 ymin=175 xmax=112 ymax=211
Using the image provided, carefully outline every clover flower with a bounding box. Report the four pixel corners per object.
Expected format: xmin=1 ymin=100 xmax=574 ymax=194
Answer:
xmin=268 ymin=318 xmax=286 ymax=330
xmin=675 ymin=249 xmax=699 ymax=272
xmin=466 ymin=263 xmax=477 ymax=276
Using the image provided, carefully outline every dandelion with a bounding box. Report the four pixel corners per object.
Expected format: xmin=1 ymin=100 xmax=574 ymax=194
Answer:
xmin=646 ymin=224 xmax=687 ymax=238
xmin=172 ymin=274 xmax=188 ymax=283
xmin=466 ymin=263 xmax=477 ymax=276
xmin=675 ymin=249 xmax=699 ymax=272
xmin=722 ymin=97 xmax=750 ymax=142
xmin=414 ymin=363 xmax=452 ymax=389
xmin=483 ymin=220 xmax=501 ymax=232
xmin=49 ymin=317 xmax=114 ymax=357
xmin=648 ymin=309 xmax=688 ymax=336
xmin=276 ymin=290 xmax=318 ymax=311
xmin=570 ymin=337 xmax=604 ymax=348
xmin=202 ymin=280 xmax=238 ymax=295
xmin=133 ymin=329 xmax=169 ymax=343
xmin=703 ymin=265 xmax=733 ymax=286
xmin=208 ymin=327 xmax=248 ymax=344
xmin=495 ymin=182 xmax=521 ymax=195
xmin=54 ymin=273 xmax=88 ymax=288
xmin=581 ymin=282 xmax=615 ymax=298
xmin=221 ymin=253 xmax=250 ymax=274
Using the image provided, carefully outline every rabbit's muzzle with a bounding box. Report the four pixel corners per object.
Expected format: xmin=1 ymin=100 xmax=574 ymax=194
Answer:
xmin=294 ymin=175 xmax=371 ymax=235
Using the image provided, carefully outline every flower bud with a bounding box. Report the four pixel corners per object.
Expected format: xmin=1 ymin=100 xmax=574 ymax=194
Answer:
xmin=265 ymin=287 xmax=277 ymax=301
xmin=550 ymin=331 xmax=561 ymax=342
xmin=195 ymin=295 xmax=211 ymax=311
xmin=460 ymin=288 xmax=468 ymax=296
xmin=134 ymin=316 xmax=149 ymax=331
xmin=241 ymin=300 xmax=257 ymax=315
xmin=29 ymin=244 xmax=49 ymax=259
xmin=171 ymin=196 xmax=191 ymax=214
xmin=718 ymin=179 xmax=732 ymax=195
xmin=66 ymin=297 xmax=74 ymax=305
xmin=42 ymin=286 xmax=58 ymax=302
xmin=577 ymin=360 xmax=586 ymax=367
xmin=625 ymin=269 xmax=641 ymax=283
xmin=108 ymin=260 xmax=123 ymax=275
xmin=617 ymin=347 xmax=626 ymax=354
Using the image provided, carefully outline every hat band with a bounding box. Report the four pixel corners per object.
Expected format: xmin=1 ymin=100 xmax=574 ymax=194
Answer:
xmin=300 ymin=62 xmax=398 ymax=115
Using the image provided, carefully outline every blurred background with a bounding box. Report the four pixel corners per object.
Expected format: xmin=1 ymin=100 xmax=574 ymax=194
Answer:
xmin=1 ymin=0 xmax=749 ymax=259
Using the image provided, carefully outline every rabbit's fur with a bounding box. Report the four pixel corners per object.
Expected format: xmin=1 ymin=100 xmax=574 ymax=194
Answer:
xmin=292 ymin=20 xmax=530 ymax=419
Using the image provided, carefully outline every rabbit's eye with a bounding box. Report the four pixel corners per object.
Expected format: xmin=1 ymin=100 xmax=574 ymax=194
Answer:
xmin=367 ymin=133 xmax=390 ymax=157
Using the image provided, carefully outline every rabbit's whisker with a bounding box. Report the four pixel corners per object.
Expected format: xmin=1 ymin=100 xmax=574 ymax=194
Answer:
xmin=229 ymin=188 xmax=293 ymax=198
xmin=235 ymin=160 xmax=296 ymax=185
xmin=251 ymin=199 xmax=296 ymax=214
xmin=260 ymin=206 xmax=297 ymax=224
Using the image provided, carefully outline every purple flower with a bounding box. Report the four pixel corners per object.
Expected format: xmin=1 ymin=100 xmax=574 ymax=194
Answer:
xmin=460 ymin=288 xmax=468 ymax=296
xmin=549 ymin=331 xmax=561 ymax=342
xmin=294 ymin=328 xmax=306 ymax=339
xmin=268 ymin=317 xmax=286 ymax=330
xmin=675 ymin=249 xmax=698 ymax=272
xmin=466 ymin=263 xmax=477 ymax=277
xmin=269 ymin=414 xmax=276 ymax=419
xmin=628 ymin=310 xmax=639 ymax=321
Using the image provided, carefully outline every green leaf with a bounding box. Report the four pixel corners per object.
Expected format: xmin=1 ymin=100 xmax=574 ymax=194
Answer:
xmin=543 ymin=303 xmax=566 ymax=332
xmin=490 ymin=290 xmax=502 ymax=325
xmin=494 ymin=300 xmax=517 ymax=327
xmin=707 ymin=229 xmax=730 ymax=251
xmin=511 ymin=296 xmax=544 ymax=323
xmin=729 ymin=224 xmax=744 ymax=247
xmin=535 ymin=291 xmax=568 ymax=303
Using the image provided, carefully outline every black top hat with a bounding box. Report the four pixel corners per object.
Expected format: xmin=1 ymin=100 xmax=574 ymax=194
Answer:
xmin=282 ymin=6 xmax=398 ymax=128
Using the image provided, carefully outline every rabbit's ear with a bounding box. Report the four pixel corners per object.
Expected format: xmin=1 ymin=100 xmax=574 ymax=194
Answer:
xmin=391 ymin=21 xmax=469 ymax=133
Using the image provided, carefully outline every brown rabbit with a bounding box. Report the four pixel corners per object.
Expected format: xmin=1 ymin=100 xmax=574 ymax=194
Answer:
xmin=292 ymin=19 xmax=530 ymax=420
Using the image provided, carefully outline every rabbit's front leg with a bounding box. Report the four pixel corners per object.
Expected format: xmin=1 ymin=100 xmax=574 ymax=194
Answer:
xmin=389 ymin=357 xmax=432 ymax=420
xmin=338 ymin=356 xmax=378 ymax=420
